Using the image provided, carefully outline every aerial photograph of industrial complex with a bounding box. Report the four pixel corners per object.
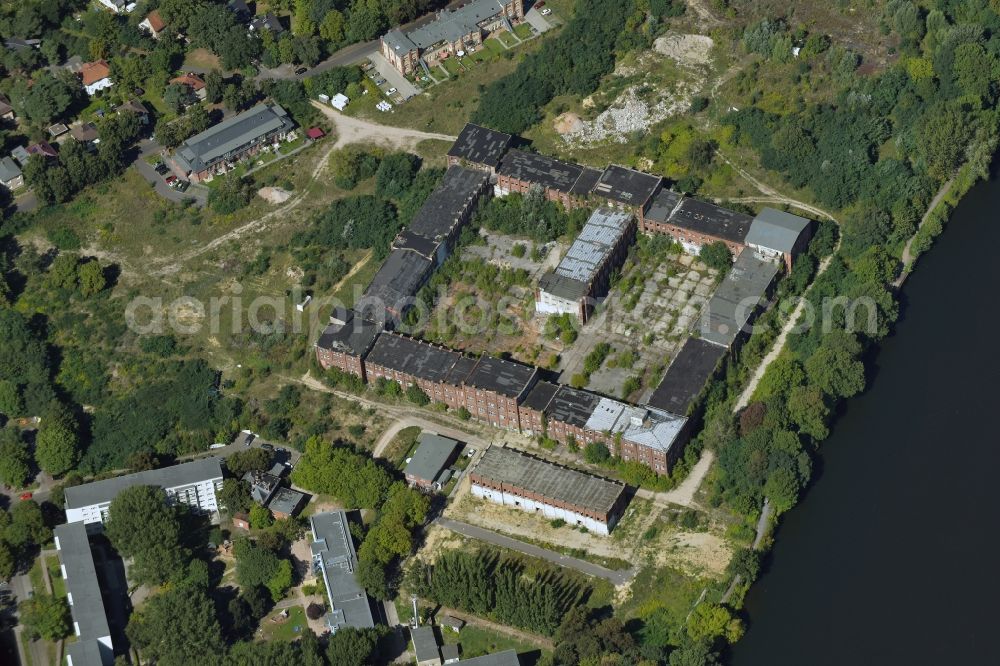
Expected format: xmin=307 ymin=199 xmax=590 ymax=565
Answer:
xmin=0 ymin=0 xmax=998 ymax=665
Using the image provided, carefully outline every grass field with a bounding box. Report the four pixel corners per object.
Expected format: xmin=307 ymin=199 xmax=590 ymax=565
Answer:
xmin=260 ymin=605 xmax=308 ymax=641
xmin=441 ymin=624 xmax=547 ymax=661
xmin=385 ymin=425 xmax=421 ymax=469
xmin=46 ymin=556 xmax=66 ymax=598
xmin=183 ymin=48 xmax=222 ymax=72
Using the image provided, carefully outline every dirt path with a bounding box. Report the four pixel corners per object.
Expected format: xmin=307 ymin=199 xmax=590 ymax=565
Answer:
xmin=329 ymin=249 xmax=373 ymax=292
xmin=714 ymin=152 xmax=839 ymax=223
xmin=148 ymin=137 xmax=343 ymax=276
xmin=636 ymin=449 xmax=715 ymax=508
xmin=313 ymin=101 xmax=457 ymax=150
xmin=895 ymin=177 xmax=954 ymax=288
xmin=147 ymin=109 xmax=455 ymax=276
xmin=436 ymin=606 xmax=555 ymax=649
xmin=371 ymin=415 xmax=491 ymax=459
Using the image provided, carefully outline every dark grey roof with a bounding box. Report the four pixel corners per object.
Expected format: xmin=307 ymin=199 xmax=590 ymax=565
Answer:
xmin=55 ymin=522 xmax=112 ymax=664
xmin=408 ymin=165 xmax=488 ymax=243
xmin=448 ymin=123 xmax=513 ymax=168
xmin=405 ymin=433 xmax=459 ymax=484
xmin=310 ymin=511 xmax=376 ymax=632
xmin=64 ymin=458 xmax=223 ymax=509
xmin=403 ymin=0 xmax=512 ymax=49
xmin=646 ymin=338 xmax=725 ymax=416
xmin=571 ymin=167 xmax=603 ymax=196
xmin=441 ymin=643 xmax=460 ymax=661
xmin=521 ymin=380 xmax=559 ymax=412
xmin=667 ymin=197 xmax=753 ymax=245
xmin=359 ymin=248 xmax=435 ymax=321
xmin=67 ymin=640 xmax=111 ymax=666
xmin=643 ymin=188 xmax=683 ymax=224
xmin=411 ymin=626 xmax=440 ymax=662
xmin=699 ymin=252 xmax=780 ymax=348
xmin=459 ymin=651 xmax=521 ymax=666
xmin=498 ymin=149 xmax=584 ymax=194
xmin=463 ymin=355 xmax=537 ymax=399
xmin=366 ymin=332 xmax=464 ymax=384
xmin=244 ymin=470 xmax=281 ymax=504
xmin=0 ymin=156 xmax=21 ymax=182
xmin=381 ymin=28 xmax=415 ymax=53
xmin=744 ymin=207 xmax=811 ymax=254
xmin=395 ymin=229 xmax=441 ymax=259
xmin=537 ymin=272 xmax=588 ymax=301
xmin=267 ymin=487 xmax=305 ymax=516
xmin=591 ymin=165 xmax=661 ymax=207
xmin=472 ymin=446 xmax=625 ymax=515
xmin=546 ymin=384 xmax=602 ymax=429
xmin=316 ymin=310 xmax=382 ymax=357
xmin=174 ymin=103 xmax=294 ymax=174
xmin=445 ymin=355 xmax=478 ymax=384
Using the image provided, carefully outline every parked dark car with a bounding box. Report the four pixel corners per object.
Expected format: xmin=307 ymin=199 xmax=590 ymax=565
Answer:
xmin=154 ymin=162 xmax=169 ymax=175
xmin=295 ymin=67 xmax=307 ymax=75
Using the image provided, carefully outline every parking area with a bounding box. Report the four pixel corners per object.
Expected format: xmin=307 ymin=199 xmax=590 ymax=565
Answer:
xmin=524 ymin=6 xmax=556 ymax=33
xmin=369 ymin=52 xmax=421 ymax=102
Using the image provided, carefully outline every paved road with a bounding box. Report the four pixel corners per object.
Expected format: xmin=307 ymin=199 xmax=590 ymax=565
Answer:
xmin=254 ymin=0 xmax=472 ymax=83
xmin=371 ymin=416 xmax=490 ymax=459
xmin=433 ymin=517 xmax=635 ymax=586
xmin=132 ymin=139 xmax=209 ymax=207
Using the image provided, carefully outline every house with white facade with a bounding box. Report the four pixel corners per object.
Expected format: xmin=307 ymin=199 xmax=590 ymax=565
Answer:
xmin=469 ymin=445 xmax=628 ymax=535
xmin=55 ymin=522 xmax=114 ymax=666
xmin=64 ymin=457 xmax=224 ymax=528
xmin=80 ymin=60 xmax=113 ymax=96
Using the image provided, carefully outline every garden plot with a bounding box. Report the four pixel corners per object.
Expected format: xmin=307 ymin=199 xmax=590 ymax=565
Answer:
xmin=558 ymin=252 xmax=718 ymax=400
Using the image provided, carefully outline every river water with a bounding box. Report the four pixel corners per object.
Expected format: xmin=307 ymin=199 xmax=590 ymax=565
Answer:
xmin=729 ymin=175 xmax=1000 ymax=665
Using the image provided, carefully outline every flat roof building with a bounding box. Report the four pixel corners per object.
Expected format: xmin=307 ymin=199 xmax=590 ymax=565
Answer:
xmin=366 ymin=332 xmax=465 ymax=387
xmin=447 ymin=123 xmax=513 ymax=171
xmin=358 ymin=247 xmax=435 ymax=325
xmin=315 ymin=309 xmax=382 ymax=379
xmin=463 ymin=355 xmax=538 ymax=400
xmin=698 ymin=251 xmax=781 ymax=348
xmin=536 ymin=209 xmax=636 ymax=322
xmin=469 ymin=445 xmax=628 ymax=535
xmin=64 ymin=458 xmax=224 ymax=527
xmin=405 ymin=432 xmax=460 ymax=490
xmin=267 ymin=487 xmax=306 ymax=519
xmin=56 ymin=522 xmax=113 ymax=666
xmin=171 ymin=103 xmax=295 ymax=182
xmin=744 ymin=207 xmax=813 ymax=271
xmin=457 ymin=651 xmax=521 ymax=666
xmin=412 ymin=625 xmax=442 ymax=666
xmin=310 ymin=511 xmax=377 ymax=633
xmin=591 ymin=164 xmax=662 ymax=210
xmin=406 ymin=165 xmax=490 ymax=264
xmin=646 ymin=338 xmax=726 ymax=416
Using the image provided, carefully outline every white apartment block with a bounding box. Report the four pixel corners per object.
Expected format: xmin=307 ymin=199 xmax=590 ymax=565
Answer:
xmin=64 ymin=458 xmax=224 ymax=528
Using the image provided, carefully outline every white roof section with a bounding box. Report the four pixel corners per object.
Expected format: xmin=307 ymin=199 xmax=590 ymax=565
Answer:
xmin=585 ymin=398 xmax=687 ymax=454
xmin=552 ymin=208 xmax=633 ymax=283
xmin=745 ymin=207 xmax=811 ymax=254
xmin=64 ymin=458 xmax=223 ymax=509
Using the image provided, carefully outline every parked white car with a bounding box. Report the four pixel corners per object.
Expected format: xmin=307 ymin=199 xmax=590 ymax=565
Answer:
xmin=541 ymin=8 xmax=552 ymax=15
xmin=387 ymin=87 xmax=397 ymax=94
